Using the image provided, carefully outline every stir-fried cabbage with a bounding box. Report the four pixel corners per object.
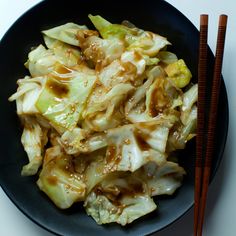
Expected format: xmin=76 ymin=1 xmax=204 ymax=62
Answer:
xmin=89 ymin=14 xmax=170 ymax=57
xmin=43 ymin=36 xmax=82 ymax=67
xmin=157 ymin=51 xmax=178 ymax=64
xmin=81 ymin=35 xmax=125 ymax=69
xmin=164 ymin=59 xmax=192 ymax=88
xmin=37 ymin=146 xmax=86 ymax=209
xmin=105 ymin=124 xmax=167 ymax=172
xmin=36 ymin=65 xmax=97 ymax=132
xmin=42 ymin=23 xmax=89 ymax=46
xmin=60 ymin=128 xmax=107 ymax=155
xmin=25 ymin=45 xmax=57 ymax=77
xmin=9 ymin=15 xmax=197 ymax=226
xmin=9 ymin=76 xmax=45 ymax=115
xmin=20 ymin=116 xmax=48 ymax=176
xmin=84 ymin=174 xmax=157 ymax=225
xmin=135 ymin=161 xmax=186 ymax=196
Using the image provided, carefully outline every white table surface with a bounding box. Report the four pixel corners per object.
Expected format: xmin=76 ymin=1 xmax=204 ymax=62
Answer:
xmin=0 ymin=0 xmax=235 ymax=235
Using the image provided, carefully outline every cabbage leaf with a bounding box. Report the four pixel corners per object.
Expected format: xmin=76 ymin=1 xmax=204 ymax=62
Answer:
xmin=136 ymin=161 xmax=185 ymax=196
xmin=9 ymin=76 xmax=45 ymax=115
xmin=20 ymin=116 xmax=48 ymax=176
xmin=164 ymin=59 xmax=192 ymax=88
xmin=42 ymin=23 xmax=89 ymax=46
xmin=37 ymin=146 xmax=86 ymax=209
xmin=105 ymin=123 xmax=168 ymax=172
xmin=89 ymin=15 xmax=170 ymax=57
xmin=84 ymin=174 xmax=156 ymax=225
xmin=36 ymin=66 xmax=97 ymax=132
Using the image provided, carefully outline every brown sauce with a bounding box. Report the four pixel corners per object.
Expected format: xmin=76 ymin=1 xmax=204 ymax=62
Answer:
xmin=55 ymin=64 xmax=73 ymax=74
xmin=106 ymin=145 xmax=118 ymax=163
xmin=138 ymin=122 xmax=158 ymax=132
xmin=134 ymin=130 xmax=151 ymax=151
xmin=47 ymin=175 xmax=58 ymax=185
xmin=94 ymin=181 xmax=144 ymax=207
xmin=133 ymin=51 xmax=142 ymax=62
xmin=114 ymin=184 xmax=144 ymax=203
xmin=127 ymin=182 xmax=145 ymax=195
xmin=46 ymin=78 xmax=69 ymax=98
xmin=149 ymin=77 xmax=170 ymax=117
xmin=119 ymin=61 xmax=137 ymax=77
xmin=62 ymin=156 xmax=76 ymax=173
xmin=76 ymin=30 xmax=99 ymax=46
xmin=163 ymin=109 xmax=180 ymax=118
xmin=95 ymin=61 xmax=104 ymax=72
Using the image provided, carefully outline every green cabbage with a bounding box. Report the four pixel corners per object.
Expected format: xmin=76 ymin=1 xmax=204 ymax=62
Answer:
xmin=37 ymin=146 xmax=86 ymax=209
xmin=84 ymin=175 xmax=156 ymax=225
xmin=181 ymin=84 xmax=198 ymax=125
xmin=43 ymin=36 xmax=82 ymax=67
xmin=35 ymin=66 xmax=96 ymax=132
xmin=89 ymin=15 xmax=170 ymax=57
xmin=88 ymin=14 xmax=137 ymax=40
xmin=121 ymin=51 xmax=146 ymax=75
xmin=168 ymin=105 xmax=197 ymax=151
xmin=42 ymin=23 xmax=88 ymax=46
xmin=105 ymin=124 xmax=168 ymax=172
xmin=157 ymin=51 xmax=178 ymax=64
xmin=8 ymin=76 xmax=45 ymax=115
xmin=84 ymin=83 xmax=134 ymax=118
xmin=25 ymin=45 xmax=57 ymax=77
xmin=20 ymin=116 xmax=48 ymax=176
xmin=125 ymin=66 xmax=163 ymax=115
xmin=136 ymin=161 xmax=185 ymax=196
xmin=81 ymin=35 xmax=125 ymax=68
xmin=60 ymin=128 xmax=107 ymax=155
xmin=145 ymin=70 xmax=182 ymax=118
xmin=81 ymin=110 xmax=124 ymax=132
xmin=164 ymin=59 xmax=192 ymax=88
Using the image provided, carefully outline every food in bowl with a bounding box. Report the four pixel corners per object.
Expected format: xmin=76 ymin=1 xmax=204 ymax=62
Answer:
xmin=9 ymin=15 xmax=197 ymax=226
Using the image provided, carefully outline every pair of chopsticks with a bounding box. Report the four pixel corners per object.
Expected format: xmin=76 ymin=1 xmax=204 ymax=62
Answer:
xmin=194 ymin=14 xmax=228 ymax=236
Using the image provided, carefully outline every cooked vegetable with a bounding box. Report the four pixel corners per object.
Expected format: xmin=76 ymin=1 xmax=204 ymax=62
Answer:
xmin=164 ymin=59 xmax=192 ymax=88
xmin=36 ymin=65 xmax=97 ymax=132
xmin=44 ymin=36 xmax=82 ymax=67
xmin=89 ymin=14 xmax=170 ymax=57
xmin=135 ymin=161 xmax=186 ymax=196
xmin=84 ymin=174 xmax=157 ymax=225
xmin=37 ymin=146 xmax=86 ymax=208
xmin=157 ymin=51 xmax=178 ymax=64
xmin=81 ymin=35 xmax=125 ymax=68
xmin=20 ymin=116 xmax=48 ymax=176
xmin=42 ymin=23 xmax=89 ymax=46
xmin=9 ymin=15 xmax=197 ymax=226
xmin=105 ymin=124 xmax=167 ymax=172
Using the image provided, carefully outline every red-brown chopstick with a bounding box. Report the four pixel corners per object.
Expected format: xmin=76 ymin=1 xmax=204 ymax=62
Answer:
xmin=194 ymin=14 xmax=208 ymax=236
xmin=196 ymin=15 xmax=228 ymax=236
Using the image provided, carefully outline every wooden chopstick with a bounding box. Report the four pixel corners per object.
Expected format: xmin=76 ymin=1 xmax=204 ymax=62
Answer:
xmin=194 ymin=14 xmax=208 ymax=236
xmin=196 ymin=15 xmax=228 ymax=236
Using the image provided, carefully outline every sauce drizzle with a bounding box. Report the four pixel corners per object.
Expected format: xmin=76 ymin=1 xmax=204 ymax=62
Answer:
xmin=46 ymin=78 xmax=69 ymax=98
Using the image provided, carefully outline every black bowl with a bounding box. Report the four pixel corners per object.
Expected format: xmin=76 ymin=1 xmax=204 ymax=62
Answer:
xmin=0 ymin=0 xmax=228 ymax=235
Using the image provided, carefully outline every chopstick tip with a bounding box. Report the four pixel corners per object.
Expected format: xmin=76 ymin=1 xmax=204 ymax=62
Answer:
xmin=219 ymin=15 xmax=228 ymax=27
xmin=200 ymin=15 xmax=208 ymax=25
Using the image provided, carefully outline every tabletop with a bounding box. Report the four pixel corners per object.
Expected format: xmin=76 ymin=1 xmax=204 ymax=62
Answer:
xmin=0 ymin=1 xmax=235 ymax=235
